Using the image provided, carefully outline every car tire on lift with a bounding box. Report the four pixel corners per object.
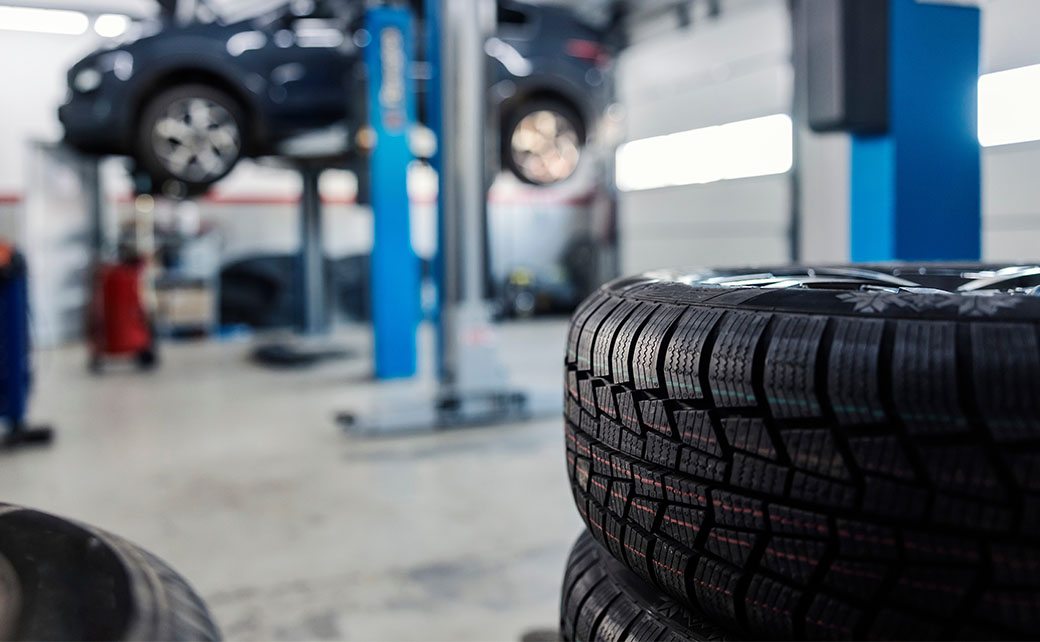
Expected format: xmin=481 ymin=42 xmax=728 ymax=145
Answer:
xmin=135 ymin=84 xmax=246 ymax=197
xmin=0 ymin=504 xmax=220 ymax=641
xmin=502 ymin=98 xmax=586 ymax=186
xmin=562 ymin=530 xmax=734 ymax=642
xmin=565 ymin=264 xmax=1040 ymax=640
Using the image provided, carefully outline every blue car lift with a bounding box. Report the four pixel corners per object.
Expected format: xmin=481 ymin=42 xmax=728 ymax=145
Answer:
xmin=341 ymin=0 xmax=556 ymax=434
xmin=850 ymin=0 xmax=981 ymax=261
xmin=365 ymin=6 xmax=421 ymax=380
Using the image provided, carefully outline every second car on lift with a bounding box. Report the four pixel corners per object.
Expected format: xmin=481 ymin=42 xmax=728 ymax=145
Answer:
xmin=59 ymin=0 xmax=612 ymax=195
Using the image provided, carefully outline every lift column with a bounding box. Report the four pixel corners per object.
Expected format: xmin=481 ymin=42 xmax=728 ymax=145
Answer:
xmin=850 ymin=0 xmax=981 ymax=261
xmin=365 ymin=6 xmax=420 ymax=379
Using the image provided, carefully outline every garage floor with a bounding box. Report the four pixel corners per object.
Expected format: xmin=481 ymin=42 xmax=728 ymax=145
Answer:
xmin=0 ymin=320 xmax=581 ymax=641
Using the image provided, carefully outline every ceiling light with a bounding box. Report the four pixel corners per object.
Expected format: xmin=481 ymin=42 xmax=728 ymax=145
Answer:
xmin=94 ymin=13 xmax=129 ymax=38
xmin=0 ymin=5 xmax=88 ymax=35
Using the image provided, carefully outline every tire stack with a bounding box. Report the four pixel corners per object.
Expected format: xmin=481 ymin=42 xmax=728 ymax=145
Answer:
xmin=0 ymin=504 xmax=221 ymax=641
xmin=559 ymin=265 xmax=1040 ymax=641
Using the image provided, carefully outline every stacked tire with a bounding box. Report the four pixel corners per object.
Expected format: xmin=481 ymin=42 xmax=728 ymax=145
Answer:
xmin=560 ymin=265 xmax=1040 ymax=641
xmin=0 ymin=504 xmax=221 ymax=641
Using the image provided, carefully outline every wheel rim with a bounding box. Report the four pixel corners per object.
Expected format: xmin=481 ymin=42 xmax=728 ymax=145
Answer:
xmin=152 ymin=97 xmax=240 ymax=182
xmin=510 ymin=109 xmax=582 ymax=185
xmin=656 ymin=265 xmax=1040 ymax=296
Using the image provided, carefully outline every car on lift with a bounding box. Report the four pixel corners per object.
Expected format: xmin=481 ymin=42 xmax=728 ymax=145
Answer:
xmin=59 ymin=0 xmax=612 ymax=195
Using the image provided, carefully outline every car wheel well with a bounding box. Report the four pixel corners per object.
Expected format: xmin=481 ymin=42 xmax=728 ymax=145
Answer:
xmin=132 ymin=69 xmax=257 ymax=152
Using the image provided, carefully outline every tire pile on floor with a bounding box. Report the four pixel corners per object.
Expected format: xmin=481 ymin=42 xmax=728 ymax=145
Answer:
xmin=559 ymin=265 xmax=1040 ymax=641
xmin=0 ymin=504 xmax=221 ymax=641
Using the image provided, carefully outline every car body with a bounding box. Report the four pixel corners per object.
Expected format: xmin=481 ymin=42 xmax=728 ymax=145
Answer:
xmin=59 ymin=0 xmax=613 ymax=194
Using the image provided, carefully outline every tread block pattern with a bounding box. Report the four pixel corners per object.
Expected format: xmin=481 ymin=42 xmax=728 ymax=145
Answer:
xmin=707 ymin=312 xmax=771 ymax=408
xmin=846 ymin=435 xmax=917 ymax=481
xmin=632 ymin=305 xmax=686 ymax=390
xmin=891 ymin=320 xmax=967 ymax=433
xmin=612 ymin=304 xmax=658 ymax=385
xmin=723 ymin=417 xmax=779 ymax=460
xmin=781 ymin=429 xmax=853 ymax=481
xmin=675 ymin=410 xmax=723 ymax=456
xmin=971 ymin=323 xmax=1040 ymax=442
xmin=827 ymin=318 xmax=885 ymax=426
xmin=567 ymin=294 xmax=609 ymax=365
xmin=594 ymin=300 xmax=640 ymax=379
xmin=823 ymin=558 xmax=888 ymax=601
xmin=663 ymin=307 xmax=725 ymax=400
xmin=761 ymin=535 xmax=826 ymax=584
xmin=763 ymin=315 xmax=827 ymax=418
xmin=578 ymin=297 xmax=623 ymax=372
xmin=745 ymin=574 xmax=801 ymax=639
xmin=564 ymin=287 xmax=1040 ymax=640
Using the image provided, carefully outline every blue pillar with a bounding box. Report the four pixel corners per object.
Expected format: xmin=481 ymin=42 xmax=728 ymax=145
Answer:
xmin=425 ymin=0 xmax=448 ymax=379
xmin=366 ymin=7 xmax=419 ymax=379
xmin=850 ymin=0 xmax=980 ymax=262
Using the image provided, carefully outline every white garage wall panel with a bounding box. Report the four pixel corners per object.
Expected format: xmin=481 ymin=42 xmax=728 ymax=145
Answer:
xmin=983 ymin=142 xmax=1040 ymax=261
xmin=616 ymin=0 xmax=793 ymax=274
xmin=981 ymin=0 xmax=1040 ymax=262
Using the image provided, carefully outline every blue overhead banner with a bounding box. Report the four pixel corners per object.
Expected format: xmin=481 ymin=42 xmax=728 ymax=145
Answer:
xmin=850 ymin=0 xmax=980 ymax=262
xmin=365 ymin=6 xmax=419 ymax=379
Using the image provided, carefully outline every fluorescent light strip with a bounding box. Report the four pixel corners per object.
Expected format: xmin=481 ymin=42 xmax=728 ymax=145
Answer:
xmin=0 ymin=5 xmax=88 ymax=35
xmin=616 ymin=114 xmax=793 ymax=192
xmin=94 ymin=13 xmax=129 ymax=38
xmin=979 ymin=63 xmax=1040 ymax=148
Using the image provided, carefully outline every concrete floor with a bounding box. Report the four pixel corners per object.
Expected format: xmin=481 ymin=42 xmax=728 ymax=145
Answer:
xmin=0 ymin=320 xmax=582 ymax=641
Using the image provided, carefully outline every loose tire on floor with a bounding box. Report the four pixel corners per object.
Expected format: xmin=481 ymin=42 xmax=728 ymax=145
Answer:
xmin=0 ymin=504 xmax=220 ymax=641
xmin=564 ymin=264 xmax=1040 ymax=640
xmin=561 ymin=530 xmax=735 ymax=642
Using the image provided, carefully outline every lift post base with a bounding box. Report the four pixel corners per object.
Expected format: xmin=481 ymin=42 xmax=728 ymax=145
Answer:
xmin=337 ymin=387 xmax=560 ymax=437
xmin=2 ymin=424 xmax=55 ymax=449
xmin=251 ymin=335 xmax=355 ymax=369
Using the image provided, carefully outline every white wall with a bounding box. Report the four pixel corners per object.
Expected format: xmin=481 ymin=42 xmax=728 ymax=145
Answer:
xmin=980 ymin=0 xmax=1040 ymax=261
xmin=615 ymin=0 xmax=793 ymax=273
xmin=0 ymin=28 xmax=103 ymax=194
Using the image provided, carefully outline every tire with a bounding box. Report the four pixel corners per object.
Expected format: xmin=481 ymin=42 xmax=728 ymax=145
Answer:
xmin=136 ymin=84 xmax=245 ymax=197
xmin=562 ymin=530 xmax=735 ymax=642
xmin=564 ymin=264 xmax=1040 ymax=640
xmin=0 ymin=504 xmax=220 ymax=641
xmin=502 ymin=98 xmax=586 ymax=186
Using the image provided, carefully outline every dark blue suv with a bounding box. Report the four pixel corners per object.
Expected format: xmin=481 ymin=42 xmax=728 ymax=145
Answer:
xmin=59 ymin=0 xmax=612 ymax=195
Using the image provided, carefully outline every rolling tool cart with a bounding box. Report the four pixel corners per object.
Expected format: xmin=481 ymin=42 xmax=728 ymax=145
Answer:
xmin=87 ymin=255 xmax=158 ymax=373
xmin=0 ymin=243 xmax=53 ymax=448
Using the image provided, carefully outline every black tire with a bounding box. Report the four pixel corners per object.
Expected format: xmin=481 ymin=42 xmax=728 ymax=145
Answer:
xmin=564 ymin=264 xmax=1040 ymax=640
xmin=502 ymin=98 xmax=586 ymax=186
xmin=562 ymin=530 xmax=735 ymax=642
xmin=135 ymin=84 xmax=246 ymax=197
xmin=0 ymin=504 xmax=220 ymax=641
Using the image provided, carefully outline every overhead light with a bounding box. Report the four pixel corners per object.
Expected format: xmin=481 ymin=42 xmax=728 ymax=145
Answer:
xmin=94 ymin=13 xmax=129 ymax=38
xmin=616 ymin=114 xmax=793 ymax=192
xmin=979 ymin=63 xmax=1040 ymax=147
xmin=0 ymin=5 xmax=89 ymax=35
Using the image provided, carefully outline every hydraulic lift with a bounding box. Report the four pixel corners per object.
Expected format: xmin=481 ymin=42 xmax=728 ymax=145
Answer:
xmin=340 ymin=0 xmax=558 ymax=434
